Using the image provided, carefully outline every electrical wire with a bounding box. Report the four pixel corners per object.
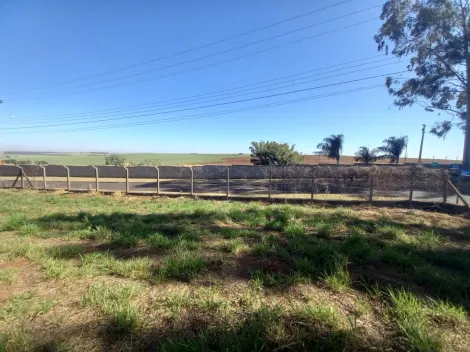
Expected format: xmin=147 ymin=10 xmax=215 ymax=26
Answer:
xmin=72 ymin=5 xmax=381 ymax=90
xmin=3 ymin=84 xmax=383 ymax=135
xmin=1 ymin=0 xmax=356 ymax=96
xmin=12 ymin=54 xmax=389 ymax=120
xmin=8 ymin=17 xmax=379 ymax=102
xmin=10 ymin=60 xmax=402 ymax=123
xmin=1 ymin=71 xmax=407 ymax=130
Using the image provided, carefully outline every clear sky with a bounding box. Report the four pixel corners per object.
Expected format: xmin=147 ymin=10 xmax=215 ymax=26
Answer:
xmin=0 ymin=0 xmax=464 ymax=160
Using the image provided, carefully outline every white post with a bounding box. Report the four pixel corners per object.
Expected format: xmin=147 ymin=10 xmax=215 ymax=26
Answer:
xmin=155 ymin=166 xmax=160 ymax=195
xmin=64 ymin=166 xmax=71 ymax=191
xmin=40 ymin=166 xmax=47 ymax=190
xmin=92 ymin=166 xmax=99 ymax=191
xmin=124 ymin=167 xmax=129 ymax=193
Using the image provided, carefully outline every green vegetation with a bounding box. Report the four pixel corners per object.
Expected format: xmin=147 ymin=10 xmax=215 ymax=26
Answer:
xmin=377 ymin=136 xmax=409 ymax=165
xmin=0 ymin=153 xmax=250 ymax=166
xmin=249 ymin=141 xmax=303 ymax=165
xmin=0 ymin=189 xmax=468 ymax=351
xmin=375 ymin=0 xmax=470 ymax=168
xmin=316 ymin=134 xmax=344 ymax=164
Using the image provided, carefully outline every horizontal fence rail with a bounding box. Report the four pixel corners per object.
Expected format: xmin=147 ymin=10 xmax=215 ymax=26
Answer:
xmin=0 ymin=164 xmax=465 ymax=207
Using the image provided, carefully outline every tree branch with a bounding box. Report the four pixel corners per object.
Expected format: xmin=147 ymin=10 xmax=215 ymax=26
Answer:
xmin=427 ymin=47 xmax=467 ymax=87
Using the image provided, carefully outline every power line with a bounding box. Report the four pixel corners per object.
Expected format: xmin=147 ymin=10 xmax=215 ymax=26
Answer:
xmin=9 ymin=17 xmax=379 ymax=102
xmin=1 ymin=71 xmax=407 ymax=130
xmin=2 ymin=0 xmax=356 ymax=97
xmin=13 ymin=54 xmax=388 ymax=120
xmin=3 ymin=84 xmax=383 ymax=135
xmin=10 ymin=59 xmax=402 ymax=124
xmin=71 ymin=5 xmax=381 ymax=90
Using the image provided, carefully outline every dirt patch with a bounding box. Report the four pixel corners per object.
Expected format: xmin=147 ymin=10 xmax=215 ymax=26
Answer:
xmin=0 ymin=258 xmax=42 ymax=304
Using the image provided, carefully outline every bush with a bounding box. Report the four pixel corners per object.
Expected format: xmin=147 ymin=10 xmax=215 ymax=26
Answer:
xmin=249 ymin=141 xmax=303 ymax=165
xmin=105 ymin=154 xmax=126 ymax=166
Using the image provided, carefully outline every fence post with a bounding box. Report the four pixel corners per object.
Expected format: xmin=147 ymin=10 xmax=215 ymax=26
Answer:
xmin=409 ymin=166 xmax=416 ymax=204
xmin=64 ymin=166 xmax=71 ymax=191
xmin=226 ymin=167 xmax=230 ymax=200
xmin=369 ymin=168 xmax=374 ymax=202
xmin=155 ymin=166 xmax=160 ymax=195
xmin=19 ymin=166 xmax=24 ymax=189
xmin=92 ymin=166 xmax=99 ymax=191
xmin=189 ymin=167 xmax=194 ymax=196
xmin=124 ymin=167 xmax=129 ymax=194
xmin=311 ymin=166 xmax=316 ymax=201
xmin=268 ymin=166 xmax=272 ymax=200
xmin=442 ymin=169 xmax=448 ymax=203
xmin=40 ymin=166 xmax=47 ymax=190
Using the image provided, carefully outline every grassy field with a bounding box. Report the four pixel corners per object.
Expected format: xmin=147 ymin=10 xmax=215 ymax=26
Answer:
xmin=0 ymin=153 xmax=250 ymax=166
xmin=0 ymin=190 xmax=469 ymax=351
xmin=1 ymin=153 xmax=460 ymax=166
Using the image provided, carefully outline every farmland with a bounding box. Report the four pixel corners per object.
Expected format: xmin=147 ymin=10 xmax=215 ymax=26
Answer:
xmin=0 ymin=153 xmax=250 ymax=166
xmin=0 ymin=189 xmax=469 ymax=351
xmin=0 ymin=152 xmax=460 ymax=166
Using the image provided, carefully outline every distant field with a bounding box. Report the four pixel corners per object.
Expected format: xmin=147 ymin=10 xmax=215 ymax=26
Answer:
xmin=225 ymin=155 xmax=461 ymax=165
xmin=0 ymin=153 xmax=250 ymax=166
xmin=0 ymin=152 xmax=460 ymax=166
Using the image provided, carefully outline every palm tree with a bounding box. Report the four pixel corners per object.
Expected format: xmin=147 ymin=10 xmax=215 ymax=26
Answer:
xmin=377 ymin=136 xmax=408 ymax=164
xmin=316 ymin=134 xmax=344 ymax=165
xmin=355 ymin=146 xmax=377 ymax=165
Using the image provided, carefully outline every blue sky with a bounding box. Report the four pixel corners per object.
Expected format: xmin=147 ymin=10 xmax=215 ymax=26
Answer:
xmin=0 ymin=0 xmax=464 ymax=160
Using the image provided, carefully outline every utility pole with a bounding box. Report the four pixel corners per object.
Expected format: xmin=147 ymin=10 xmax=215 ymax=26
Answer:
xmin=418 ymin=124 xmax=426 ymax=163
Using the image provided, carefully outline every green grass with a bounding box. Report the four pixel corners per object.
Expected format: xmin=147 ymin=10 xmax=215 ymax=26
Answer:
xmin=81 ymin=283 xmax=141 ymax=333
xmin=388 ymin=289 xmax=441 ymax=352
xmin=80 ymin=252 xmax=152 ymax=279
xmin=0 ymin=153 xmax=250 ymax=166
xmin=321 ymin=256 xmax=351 ymax=291
xmin=0 ymin=213 xmax=28 ymax=231
xmin=0 ymin=190 xmax=468 ymax=351
xmin=157 ymin=250 xmax=207 ymax=281
xmin=0 ymin=268 xmax=17 ymax=285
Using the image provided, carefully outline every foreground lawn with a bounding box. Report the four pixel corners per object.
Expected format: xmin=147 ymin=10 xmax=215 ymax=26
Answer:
xmin=0 ymin=189 xmax=469 ymax=351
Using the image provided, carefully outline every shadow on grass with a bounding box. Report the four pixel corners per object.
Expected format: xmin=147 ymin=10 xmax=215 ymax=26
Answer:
xmin=64 ymin=305 xmax=376 ymax=352
xmin=34 ymin=207 xmax=470 ymax=311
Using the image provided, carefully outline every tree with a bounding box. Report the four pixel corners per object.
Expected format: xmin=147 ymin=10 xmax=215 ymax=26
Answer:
xmin=249 ymin=141 xmax=303 ymax=165
xmin=105 ymin=154 xmax=126 ymax=166
xmin=355 ymin=146 xmax=378 ymax=165
xmin=377 ymin=136 xmax=408 ymax=164
xmin=374 ymin=0 xmax=470 ymax=168
xmin=316 ymin=134 xmax=344 ymax=164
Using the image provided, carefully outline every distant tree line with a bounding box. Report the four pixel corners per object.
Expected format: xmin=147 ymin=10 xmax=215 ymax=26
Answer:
xmin=250 ymin=134 xmax=409 ymax=166
xmin=2 ymin=159 xmax=49 ymax=165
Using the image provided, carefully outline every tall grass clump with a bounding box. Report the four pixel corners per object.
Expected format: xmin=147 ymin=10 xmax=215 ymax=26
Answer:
xmin=158 ymin=250 xmax=206 ymax=281
xmin=0 ymin=213 xmax=28 ymax=231
xmin=321 ymin=256 xmax=351 ymax=291
xmin=388 ymin=289 xmax=441 ymax=352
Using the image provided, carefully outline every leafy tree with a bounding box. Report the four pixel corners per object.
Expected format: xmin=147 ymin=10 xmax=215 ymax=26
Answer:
xmin=355 ymin=146 xmax=378 ymax=165
xmin=316 ymin=134 xmax=344 ymax=164
xmin=374 ymin=0 xmax=470 ymax=167
xmin=105 ymin=154 xmax=126 ymax=166
xmin=249 ymin=141 xmax=303 ymax=165
xmin=377 ymin=136 xmax=408 ymax=164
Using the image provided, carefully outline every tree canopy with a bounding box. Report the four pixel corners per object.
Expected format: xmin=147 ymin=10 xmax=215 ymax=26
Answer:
xmin=105 ymin=154 xmax=126 ymax=166
xmin=374 ymin=0 xmax=470 ymax=167
xmin=249 ymin=141 xmax=303 ymax=165
xmin=377 ymin=136 xmax=408 ymax=164
xmin=316 ymin=134 xmax=344 ymax=164
xmin=355 ymin=146 xmax=378 ymax=165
